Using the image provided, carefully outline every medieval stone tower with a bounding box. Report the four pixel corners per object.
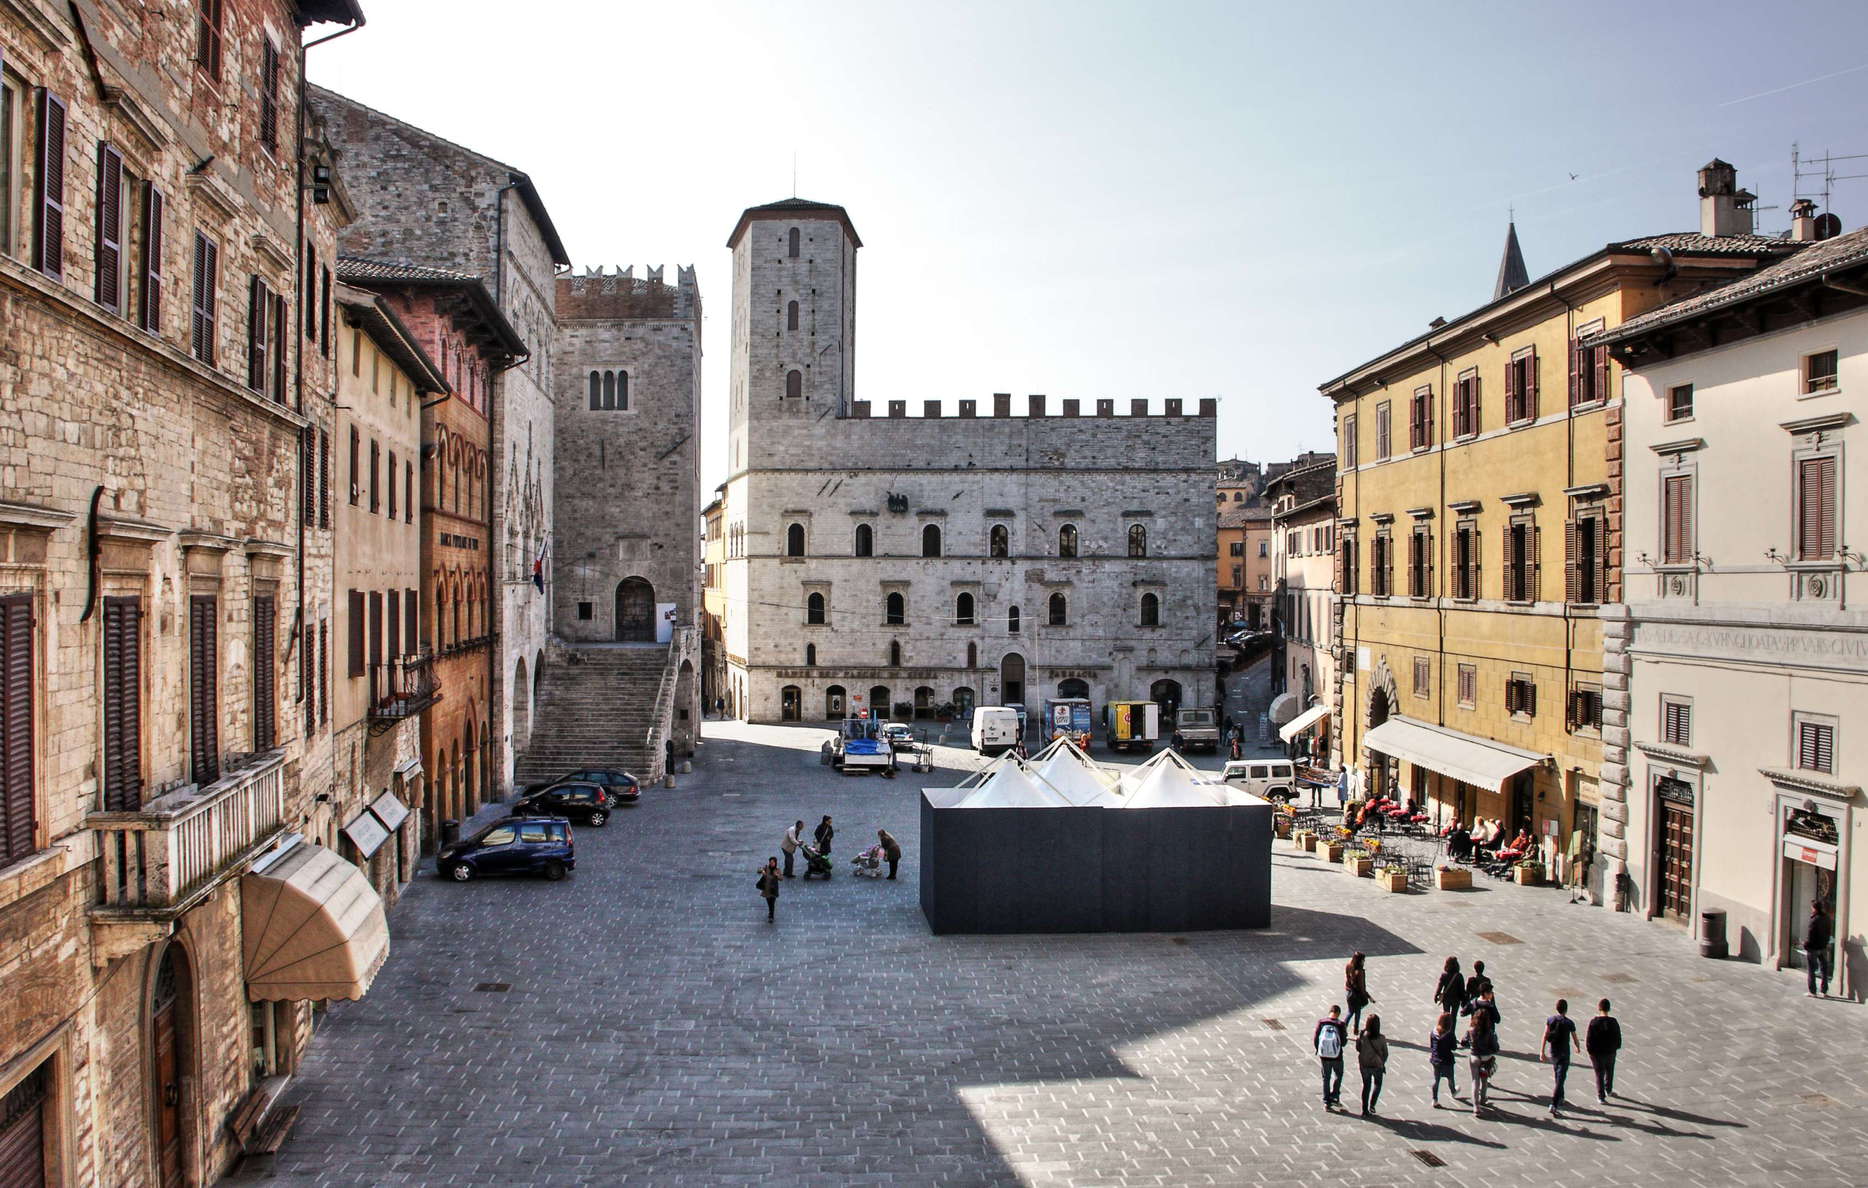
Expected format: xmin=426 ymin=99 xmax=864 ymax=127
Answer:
xmin=726 ymin=199 xmax=861 ymax=474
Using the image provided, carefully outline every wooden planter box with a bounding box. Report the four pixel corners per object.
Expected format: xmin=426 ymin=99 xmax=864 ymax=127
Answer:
xmin=1274 ymin=816 xmax=1292 ymax=839
xmin=1343 ymin=856 xmax=1372 ymax=878
xmin=1436 ymin=867 xmax=1472 ymax=891
xmin=1318 ymin=842 xmax=1344 ymax=863
xmin=1377 ymin=869 xmax=1409 ymax=892
xmin=1515 ymin=864 xmax=1545 ymax=886
xmin=1293 ymin=830 xmax=1314 ymax=851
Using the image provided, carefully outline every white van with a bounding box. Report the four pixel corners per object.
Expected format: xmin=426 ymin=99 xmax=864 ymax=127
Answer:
xmin=1220 ymin=758 xmax=1297 ymax=802
xmin=971 ymin=706 xmax=1022 ymax=756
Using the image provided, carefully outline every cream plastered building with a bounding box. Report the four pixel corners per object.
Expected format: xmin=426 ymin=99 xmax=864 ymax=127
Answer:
xmin=1267 ymin=459 xmax=1337 ymax=759
xmin=1319 ymin=163 xmax=1798 ymax=898
xmin=1593 ymin=217 xmax=1866 ymax=995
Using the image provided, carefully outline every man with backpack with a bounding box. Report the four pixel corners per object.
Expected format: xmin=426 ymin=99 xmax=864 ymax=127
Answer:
xmin=1313 ymin=1005 xmax=1348 ymax=1109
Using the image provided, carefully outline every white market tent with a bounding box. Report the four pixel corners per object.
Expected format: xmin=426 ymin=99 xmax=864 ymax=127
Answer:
xmin=1117 ymin=750 xmax=1230 ymax=808
xmin=953 ymin=757 xmax=1074 ymax=808
xmin=1031 ymin=738 xmax=1120 ymax=806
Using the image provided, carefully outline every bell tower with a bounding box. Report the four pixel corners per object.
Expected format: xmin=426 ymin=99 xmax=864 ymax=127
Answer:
xmin=725 ymin=198 xmax=861 ymax=474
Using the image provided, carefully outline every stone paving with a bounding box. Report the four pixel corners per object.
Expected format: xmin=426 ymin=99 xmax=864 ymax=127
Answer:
xmin=246 ymin=720 xmax=1868 ymax=1187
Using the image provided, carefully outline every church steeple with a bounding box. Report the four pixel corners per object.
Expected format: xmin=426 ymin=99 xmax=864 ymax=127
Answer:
xmin=1493 ymin=220 xmax=1529 ymax=301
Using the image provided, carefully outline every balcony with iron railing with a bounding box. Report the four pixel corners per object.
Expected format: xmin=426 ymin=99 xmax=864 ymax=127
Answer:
xmin=88 ymin=749 xmax=288 ymax=957
xmin=369 ymin=650 xmax=442 ymax=733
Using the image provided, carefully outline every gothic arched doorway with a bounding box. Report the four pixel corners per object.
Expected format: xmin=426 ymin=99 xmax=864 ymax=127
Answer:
xmin=825 ymin=685 xmax=847 ymax=720
xmin=780 ymin=685 xmax=802 ymax=721
xmin=150 ymin=944 xmax=193 ymax=1188
xmin=615 ymin=577 xmax=654 ymax=642
xmin=1058 ymin=678 xmax=1089 ymax=699
xmin=1149 ymin=679 xmax=1184 ymax=717
xmin=1000 ymin=653 xmax=1026 ymax=706
xmin=1368 ymin=686 xmax=1392 ymax=799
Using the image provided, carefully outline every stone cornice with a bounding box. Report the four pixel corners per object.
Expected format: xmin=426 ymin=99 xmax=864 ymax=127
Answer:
xmin=1633 ymin=739 xmax=1710 ymax=768
xmin=1759 ymin=767 xmax=1860 ymax=802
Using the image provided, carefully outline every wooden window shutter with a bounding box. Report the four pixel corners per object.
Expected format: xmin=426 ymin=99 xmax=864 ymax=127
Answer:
xmin=1524 ymin=347 xmax=1538 ymax=418
xmin=1531 ymin=525 xmax=1542 ymax=600
xmin=320 ymin=265 xmax=332 ymax=355
xmin=139 ymin=186 xmax=164 ymax=331
xmin=1594 ymin=346 xmax=1611 ymax=405
xmin=1 ymin=595 xmax=36 ymax=862
xmin=95 ymin=143 xmax=124 ymax=311
xmin=318 ymin=429 xmax=330 ymax=527
xmin=387 ymin=590 xmax=401 ymax=661
xmin=388 ymin=451 xmax=398 ymax=519
xmin=259 ymin=40 xmax=280 ymax=154
xmin=301 ymin=427 xmax=315 ymax=521
xmin=271 ymin=291 xmax=287 ymax=400
xmin=247 ymin=276 xmax=268 ymax=390
xmin=188 ymin=595 xmax=218 ymax=785
xmin=191 ymin=235 xmax=217 ymax=364
xmin=252 ymin=595 xmax=274 ymax=752
xmin=103 ymin=598 xmax=143 ymax=812
xmin=1799 ymin=722 xmax=1834 ymax=773
xmin=1505 ymin=678 xmax=1519 ymax=715
xmin=1799 ymin=456 xmax=1837 ymax=560
xmin=405 ymin=461 xmax=413 ymax=524
xmin=347 ymin=590 xmax=365 ymax=676
xmin=405 ymin=588 xmax=417 ymax=651
xmin=304 ymin=243 xmax=317 ymax=339
xmin=33 ymin=90 xmax=67 ymax=279
xmin=317 ymin=620 xmax=328 ymax=726
xmin=1568 ymin=339 xmax=1580 ymax=407
xmin=1503 ymin=356 xmax=1519 ymax=420
xmin=1471 ymin=527 xmax=1482 ymax=599
xmin=1564 ymin=519 xmax=1580 ymax=603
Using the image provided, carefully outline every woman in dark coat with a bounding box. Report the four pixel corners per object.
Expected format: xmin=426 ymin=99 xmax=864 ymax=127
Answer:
xmin=1344 ymin=951 xmax=1373 ymax=1035
xmin=757 ymin=858 xmax=781 ymax=922
xmin=1433 ymin=956 xmax=1468 ymax=1016
xmin=814 ymin=815 xmax=834 ymax=855
xmin=878 ymin=829 xmax=902 ymax=880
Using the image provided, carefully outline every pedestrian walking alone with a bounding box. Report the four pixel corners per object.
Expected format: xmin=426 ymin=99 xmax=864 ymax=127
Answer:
xmin=1344 ymin=952 xmax=1373 ymax=1035
xmin=1541 ymin=998 xmax=1581 ymax=1115
xmin=1586 ymin=998 xmax=1622 ymax=1102
xmin=757 ymin=858 xmax=781 ymax=922
xmin=1468 ymin=1010 xmax=1499 ymax=1115
xmin=1428 ymin=1011 xmax=1460 ymax=1107
xmin=1356 ymin=1015 xmax=1389 ymax=1116
xmin=814 ymin=815 xmax=835 ymax=856
xmin=878 ymin=829 xmax=902 ymax=880
xmin=1313 ymin=1005 xmax=1347 ymax=1109
xmin=1433 ymin=956 xmax=1467 ymax=1017
xmin=1805 ymin=901 xmax=1834 ymax=997
xmin=781 ymin=820 xmax=803 ymax=878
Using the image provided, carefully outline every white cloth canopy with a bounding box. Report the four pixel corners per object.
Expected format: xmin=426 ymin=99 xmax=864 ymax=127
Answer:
xmin=1363 ymin=716 xmax=1547 ymax=793
xmin=1278 ymin=704 xmax=1330 ymax=742
xmin=955 ymin=763 xmax=1072 ymax=808
xmin=1118 ymin=751 xmax=1228 ymax=808
xmin=1035 ymin=740 xmax=1118 ymax=806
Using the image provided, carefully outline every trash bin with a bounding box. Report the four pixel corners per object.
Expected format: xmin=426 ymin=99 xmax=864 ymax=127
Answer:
xmin=1699 ymin=907 xmax=1728 ymax=959
xmin=440 ymin=819 xmax=460 ymax=849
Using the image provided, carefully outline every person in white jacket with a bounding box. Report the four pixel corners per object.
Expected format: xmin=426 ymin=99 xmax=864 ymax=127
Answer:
xmin=781 ymin=821 xmax=802 ymax=878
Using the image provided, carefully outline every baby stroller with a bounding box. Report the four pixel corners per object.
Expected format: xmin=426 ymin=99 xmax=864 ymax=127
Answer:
xmin=800 ymin=843 xmax=834 ymax=879
xmin=850 ymin=845 xmax=884 ymax=878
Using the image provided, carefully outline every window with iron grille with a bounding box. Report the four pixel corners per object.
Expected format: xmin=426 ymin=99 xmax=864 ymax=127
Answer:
xmin=1457 ymin=663 xmax=1476 ymax=707
xmin=1662 ymin=697 xmax=1691 ymax=747
xmin=1795 ymin=715 xmax=1836 ymax=775
xmin=1504 ymin=673 xmax=1536 ymax=718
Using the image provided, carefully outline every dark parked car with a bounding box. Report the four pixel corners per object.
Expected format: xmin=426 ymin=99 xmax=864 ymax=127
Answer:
xmin=523 ymin=768 xmax=640 ymax=803
xmin=513 ymin=781 xmax=615 ymax=826
xmin=438 ymin=817 xmax=575 ymax=882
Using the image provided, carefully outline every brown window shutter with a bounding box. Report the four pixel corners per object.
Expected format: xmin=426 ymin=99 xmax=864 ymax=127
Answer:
xmin=140 ymin=186 xmax=164 ymax=331
xmin=301 ymin=427 xmax=315 ymax=521
xmin=1594 ymin=346 xmax=1611 ymax=405
xmin=1799 ymin=456 xmax=1837 ymax=560
xmin=347 ymin=590 xmax=365 ymax=676
xmin=1505 ymin=679 xmax=1519 ymax=715
xmin=1568 ymin=339 xmax=1581 ymax=407
xmin=189 ymin=595 xmax=218 ymax=785
xmin=405 ymin=461 xmax=413 ymax=524
xmin=259 ymin=40 xmax=279 ymax=154
xmin=1525 ymin=681 xmax=1537 ymax=717
xmin=317 ymin=620 xmax=328 ymax=726
xmin=191 ymin=234 xmax=208 ymax=360
xmin=191 ymin=235 xmax=217 ymax=364
xmin=304 ymin=243 xmax=317 ymax=340
xmin=320 ymin=265 xmax=332 ymax=355
xmin=252 ymin=595 xmax=275 ymax=752
xmin=1471 ymin=528 xmax=1482 ymax=599
xmin=272 ymin=292 xmax=288 ymax=401
xmin=1531 ymin=525 xmax=1542 ymax=600
xmin=1524 ymin=348 xmax=1538 ymax=418
xmin=247 ymin=276 xmax=267 ymax=390
xmin=103 ymin=597 xmax=143 ymax=812
xmin=387 ymin=590 xmax=401 ymax=662
xmin=388 ymin=450 xmax=398 ymax=519
xmin=95 ymin=143 xmax=123 ymax=311
xmin=1564 ymin=519 xmax=1579 ymax=603
xmin=318 ymin=429 xmax=330 ymax=527
xmin=369 ymin=592 xmax=383 ymax=670
xmin=1 ymin=595 xmax=37 ymax=863
xmin=34 ymin=90 xmax=66 ymax=279
xmin=1503 ymin=358 xmax=1519 ymax=420
xmin=405 ymin=588 xmax=418 ymax=651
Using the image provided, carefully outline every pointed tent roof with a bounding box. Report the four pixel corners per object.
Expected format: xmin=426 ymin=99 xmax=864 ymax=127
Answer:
xmin=953 ymin=756 xmax=1072 ymax=808
xmin=1032 ymin=738 xmax=1119 ymax=806
xmin=1493 ymin=221 xmax=1529 ymax=301
xmin=1119 ymin=751 xmax=1228 ymax=808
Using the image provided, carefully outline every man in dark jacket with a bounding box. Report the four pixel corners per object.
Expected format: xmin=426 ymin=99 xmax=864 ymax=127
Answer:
xmin=1805 ymin=901 xmax=1834 ymax=997
xmin=878 ymin=829 xmax=902 ymax=880
xmin=1585 ymin=998 xmax=1622 ymax=1102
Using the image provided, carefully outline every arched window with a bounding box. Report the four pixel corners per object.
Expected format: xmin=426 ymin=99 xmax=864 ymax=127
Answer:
xmin=1058 ymin=524 xmax=1078 ymax=557
xmin=955 ymin=592 xmax=975 ymax=624
xmin=806 ymin=592 xmax=825 ymax=625
xmin=805 ymin=643 xmax=817 ymax=666
xmin=990 ymin=523 xmax=1009 ymax=558
xmin=888 ymin=640 xmax=902 ymax=667
xmin=952 ymin=686 xmax=976 ymax=716
xmin=1048 ymin=592 xmax=1068 ymax=626
xmin=854 ymin=523 xmax=873 ymax=556
xmin=588 ymin=371 xmax=600 ymax=410
xmin=1007 ymin=605 xmax=1021 ymax=634
xmin=966 ymin=642 xmax=978 ymax=668
xmin=1232 ymin=491 xmax=1243 ymax=501
xmin=788 ymin=227 xmax=800 ymax=258
xmin=921 ymin=524 xmax=941 ymax=557
xmin=602 ymin=371 xmax=615 ymax=409
xmin=885 ymin=592 xmax=905 ymax=625
xmin=1128 ymin=523 xmax=1147 ymax=557
xmin=786 ymin=522 xmax=805 ymax=556
xmin=613 ymin=371 xmax=628 ymax=410
xmin=787 ymin=300 xmax=799 ymax=331
xmin=785 ymin=369 xmax=802 ymax=399
xmin=1140 ymin=591 xmax=1160 ymax=626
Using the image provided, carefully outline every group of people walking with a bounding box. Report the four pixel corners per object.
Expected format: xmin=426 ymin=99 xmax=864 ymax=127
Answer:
xmin=1314 ymin=952 xmax=1623 ymax=1119
xmin=756 ymin=816 xmax=902 ymax=921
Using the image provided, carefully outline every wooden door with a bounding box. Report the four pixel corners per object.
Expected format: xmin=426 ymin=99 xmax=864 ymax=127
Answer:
xmin=614 ymin=580 xmax=654 ymax=642
xmin=153 ymin=996 xmax=182 ymax=1188
xmin=1656 ymin=789 xmax=1694 ymax=921
xmin=0 ymin=1063 xmax=48 ymax=1188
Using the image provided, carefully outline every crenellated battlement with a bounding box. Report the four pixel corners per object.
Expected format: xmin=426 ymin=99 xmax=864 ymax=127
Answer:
xmin=557 ymin=264 xmax=700 ymax=320
xmin=843 ymin=394 xmax=1218 ymax=420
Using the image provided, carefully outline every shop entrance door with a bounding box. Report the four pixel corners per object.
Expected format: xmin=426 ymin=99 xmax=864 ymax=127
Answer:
xmin=1783 ymin=860 xmax=1837 ymax=970
xmin=1655 ymin=780 xmax=1695 ymax=921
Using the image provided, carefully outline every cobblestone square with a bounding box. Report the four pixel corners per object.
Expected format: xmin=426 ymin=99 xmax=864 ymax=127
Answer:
xmin=252 ymin=721 xmax=1867 ymax=1186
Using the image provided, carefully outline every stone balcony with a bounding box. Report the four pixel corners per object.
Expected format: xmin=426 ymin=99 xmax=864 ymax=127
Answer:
xmin=88 ymin=749 xmax=288 ymax=963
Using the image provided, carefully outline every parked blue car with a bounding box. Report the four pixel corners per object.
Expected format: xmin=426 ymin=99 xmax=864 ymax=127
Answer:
xmin=438 ymin=816 xmax=575 ymax=882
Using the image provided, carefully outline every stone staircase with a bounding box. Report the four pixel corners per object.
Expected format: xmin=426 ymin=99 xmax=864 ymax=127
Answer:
xmin=514 ymin=642 xmax=672 ymax=787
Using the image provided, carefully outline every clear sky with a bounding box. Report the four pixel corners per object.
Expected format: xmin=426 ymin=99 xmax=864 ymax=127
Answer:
xmin=309 ymin=1 xmax=1868 ymax=492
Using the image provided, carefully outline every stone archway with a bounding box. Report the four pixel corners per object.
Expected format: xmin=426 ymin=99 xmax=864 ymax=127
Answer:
xmin=1000 ymin=652 xmax=1026 ymax=706
xmin=149 ymin=941 xmax=195 ymax=1188
xmin=1362 ymin=659 xmax=1400 ymax=799
xmin=674 ymin=659 xmax=697 ymax=755
xmin=512 ymin=657 xmax=531 ymax=752
xmin=615 ymin=577 xmax=654 ymax=642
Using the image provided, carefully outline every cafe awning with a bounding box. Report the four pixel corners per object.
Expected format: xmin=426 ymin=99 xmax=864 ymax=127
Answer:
xmin=1278 ymin=704 xmax=1331 ymax=742
xmin=1363 ymin=717 xmax=1547 ymax=793
xmin=241 ymin=843 xmax=388 ymax=1002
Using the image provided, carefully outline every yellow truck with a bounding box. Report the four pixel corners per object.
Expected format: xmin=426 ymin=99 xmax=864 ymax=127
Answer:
xmin=1104 ymin=701 xmax=1161 ymax=752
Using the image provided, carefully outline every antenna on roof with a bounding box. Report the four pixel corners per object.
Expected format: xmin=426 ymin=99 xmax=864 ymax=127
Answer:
xmin=792 ymin=151 xmax=798 ymax=198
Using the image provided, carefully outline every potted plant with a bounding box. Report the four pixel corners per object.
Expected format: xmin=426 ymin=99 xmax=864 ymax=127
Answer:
xmin=1318 ymin=838 xmax=1345 ymax=863
xmin=1377 ymin=864 xmax=1409 ymax=892
xmin=1293 ymin=828 xmax=1315 ymax=851
xmin=1436 ymin=865 xmax=1472 ymax=891
xmin=1343 ymin=849 xmax=1373 ymax=877
xmin=1514 ymin=860 xmax=1545 ymax=886
xmin=1273 ymin=814 xmax=1293 ymax=839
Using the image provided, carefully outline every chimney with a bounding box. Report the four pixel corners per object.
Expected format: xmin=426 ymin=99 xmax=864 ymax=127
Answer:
xmin=1698 ymin=159 xmax=1755 ymax=238
xmin=1790 ymin=198 xmax=1820 ymax=242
